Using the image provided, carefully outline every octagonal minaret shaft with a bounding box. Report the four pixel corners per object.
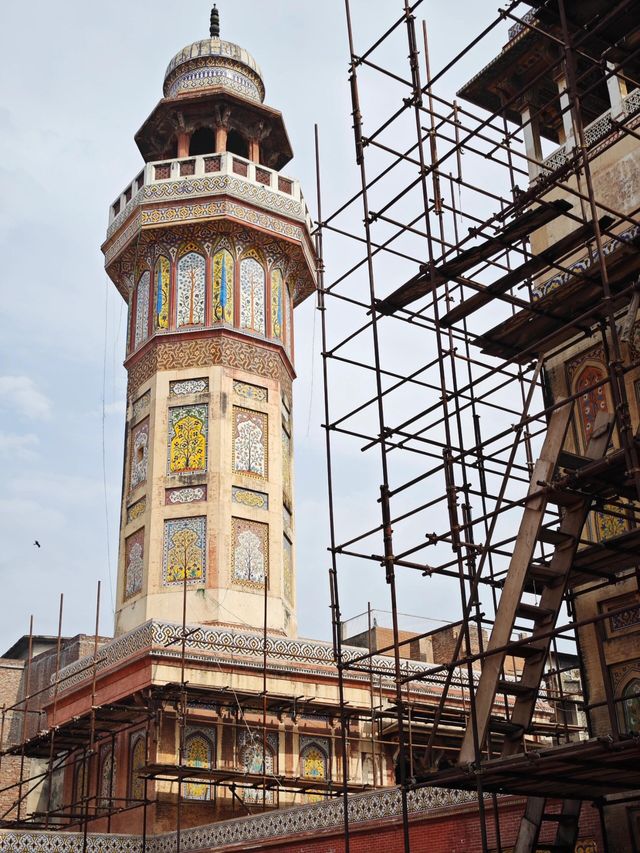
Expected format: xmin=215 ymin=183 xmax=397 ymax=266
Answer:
xmin=102 ymin=9 xmax=316 ymax=639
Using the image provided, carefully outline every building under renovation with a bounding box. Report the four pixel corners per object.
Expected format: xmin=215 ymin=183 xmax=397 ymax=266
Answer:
xmin=1 ymin=0 xmax=640 ymax=850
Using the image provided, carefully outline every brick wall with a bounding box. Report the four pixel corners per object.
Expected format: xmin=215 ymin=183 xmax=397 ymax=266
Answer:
xmin=219 ymin=797 xmax=603 ymax=853
xmin=0 ymin=659 xmax=25 ymax=821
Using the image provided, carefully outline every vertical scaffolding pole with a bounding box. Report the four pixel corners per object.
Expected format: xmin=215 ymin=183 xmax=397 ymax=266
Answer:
xmin=316 ymin=118 xmax=352 ymax=853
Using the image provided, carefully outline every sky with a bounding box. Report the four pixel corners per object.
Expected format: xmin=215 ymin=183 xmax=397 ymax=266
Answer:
xmin=0 ymin=1 xmax=517 ymax=652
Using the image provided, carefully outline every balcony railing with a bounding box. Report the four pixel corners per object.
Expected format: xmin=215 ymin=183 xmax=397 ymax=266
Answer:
xmin=108 ymin=151 xmax=312 ymax=235
xmin=537 ymin=87 xmax=640 ymax=178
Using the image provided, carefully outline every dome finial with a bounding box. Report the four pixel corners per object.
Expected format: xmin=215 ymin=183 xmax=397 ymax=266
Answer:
xmin=210 ymin=4 xmax=220 ymax=38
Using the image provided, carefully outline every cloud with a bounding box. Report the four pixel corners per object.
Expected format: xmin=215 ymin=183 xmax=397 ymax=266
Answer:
xmin=0 ymin=432 xmax=39 ymax=459
xmin=0 ymin=375 xmax=52 ymax=420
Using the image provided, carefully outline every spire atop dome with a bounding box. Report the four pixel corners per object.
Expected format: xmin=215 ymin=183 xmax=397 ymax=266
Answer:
xmin=210 ymin=4 xmax=220 ymax=38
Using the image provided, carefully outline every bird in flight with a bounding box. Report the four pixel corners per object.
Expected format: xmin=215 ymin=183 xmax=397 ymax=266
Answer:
xmin=34 ymin=541 xmax=41 ymax=548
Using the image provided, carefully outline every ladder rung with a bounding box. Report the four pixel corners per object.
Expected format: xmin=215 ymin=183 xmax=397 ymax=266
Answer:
xmin=516 ymin=602 xmax=555 ymax=622
xmin=496 ymin=679 xmax=537 ymax=698
xmin=543 ymin=813 xmax=578 ymax=824
xmin=538 ymin=527 xmax=575 ymax=547
xmin=528 ymin=563 xmax=565 ymax=587
xmin=544 ymin=488 xmax=583 ymax=507
xmin=504 ymin=642 xmax=545 ymax=660
xmin=489 ymin=717 xmax=524 ymax=737
xmin=557 ymin=450 xmax=592 ymax=471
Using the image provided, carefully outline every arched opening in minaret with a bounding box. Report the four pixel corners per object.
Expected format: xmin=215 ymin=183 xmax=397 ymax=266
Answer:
xmin=189 ymin=127 xmax=216 ymax=156
xmin=226 ymin=130 xmax=249 ymax=159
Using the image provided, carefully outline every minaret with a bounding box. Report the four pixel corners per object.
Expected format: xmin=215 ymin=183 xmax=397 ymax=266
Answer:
xmin=102 ymin=8 xmax=316 ymax=639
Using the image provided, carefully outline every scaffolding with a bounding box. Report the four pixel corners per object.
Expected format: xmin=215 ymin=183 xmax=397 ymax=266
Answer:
xmin=316 ymin=0 xmax=640 ymax=851
xmin=2 ymin=1 xmax=640 ymax=851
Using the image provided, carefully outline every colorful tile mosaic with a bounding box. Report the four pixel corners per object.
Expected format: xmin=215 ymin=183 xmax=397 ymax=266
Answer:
xmin=283 ymin=535 xmax=293 ymax=604
xmin=238 ymin=731 xmax=278 ymax=804
xmin=232 ymin=517 xmax=268 ymax=587
xmin=167 ymin=64 xmax=262 ymax=102
xmin=281 ymin=393 xmax=291 ymax=429
xmin=575 ymin=363 xmax=608 ymax=444
xmin=106 ymin=194 xmax=317 ymax=302
xmin=213 ymin=249 xmax=234 ymax=324
xmin=126 ymin=497 xmax=146 ymax=524
xmin=622 ymin=678 xmax=640 ymax=732
xmin=129 ymin=734 xmax=146 ymax=801
xmin=233 ymin=407 xmax=267 ymax=478
xmin=233 ymin=380 xmax=268 ymax=402
xmin=167 ymin=404 xmax=208 ymax=474
xmin=162 ymin=517 xmax=206 ymax=586
xmin=0 ymin=786 xmax=483 ymax=851
xmin=284 ymin=279 xmax=292 ymax=355
xmin=131 ymin=390 xmax=150 ymax=423
xmin=165 ymin=485 xmax=207 ymax=505
xmin=99 ymin=744 xmax=117 ymax=809
xmin=124 ymin=529 xmax=144 ymax=600
xmin=154 ymin=256 xmax=170 ymax=330
xmin=533 ymin=224 xmax=640 ymax=300
xmin=183 ymin=728 xmax=215 ymax=801
xmin=177 ymin=251 xmax=206 ymax=327
xmin=129 ymin=418 xmax=149 ymax=491
xmin=127 ymin=336 xmax=292 ymax=400
xmin=282 ymin=427 xmax=292 ymax=505
xmin=567 ymin=351 xmax=626 ymax=542
xmin=271 ymin=268 xmax=283 ymax=340
xmin=300 ymin=736 xmax=329 ymax=786
xmin=597 ymin=502 xmax=627 ymax=541
xmin=232 ymin=486 xmax=268 ymax=510
xmin=133 ymin=272 xmax=150 ymax=349
xmin=610 ymin=603 xmax=640 ymax=632
xmin=239 ymin=256 xmax=266 ymax=334
xmin=53 ymin=619 xmax=472 ymax=702
xmin=169 ymin=377 xmax=209 ymax=396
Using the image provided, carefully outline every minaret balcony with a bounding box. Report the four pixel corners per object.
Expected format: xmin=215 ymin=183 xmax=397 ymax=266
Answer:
xmin=107 ymin=151 xmax=313 ymax=237
xmin=534 ymin=86 xmax=640 ymax=180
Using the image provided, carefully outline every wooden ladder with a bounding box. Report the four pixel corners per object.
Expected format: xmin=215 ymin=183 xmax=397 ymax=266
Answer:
xmin=455 ymin=406 xmax=613 ymax=853
xmin=458 ymin=405 xmax=613 ymax=764
xmin=514 ymin=797 xmax=582 ymax=853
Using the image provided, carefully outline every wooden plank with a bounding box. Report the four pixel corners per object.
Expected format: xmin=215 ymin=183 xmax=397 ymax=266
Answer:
xmin=440 ymin=216 xmax=612 ymax=328
xmin=554 ymin=800 xmax=582 ymax=851
xmin=475 ymin=233 xmax=640 ymax=361
xmin=458 ymin=401 xmax=573 ymax=766
xmin=502 ymin=412 xmax=614 ymax=757
xmin=375 ymin=200 xmax=572 ymax=315
xmin=514 ymin=796 xmax=546 ymax=853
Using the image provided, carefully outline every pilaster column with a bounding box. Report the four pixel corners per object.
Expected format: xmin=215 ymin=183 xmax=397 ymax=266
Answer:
xmin=176 ymin=132 xmax=190 ymax=158
xmin=554 ymin=72 xmax=575 ymax=148
xmin=606 ymin=61 xmax=628 ymax=116
xmin=519 ymin=98 xmax=543 ymax=180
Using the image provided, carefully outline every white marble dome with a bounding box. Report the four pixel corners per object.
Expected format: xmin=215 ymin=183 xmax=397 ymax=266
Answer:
xmin=163 ymin=38 xmax=265 ymax=102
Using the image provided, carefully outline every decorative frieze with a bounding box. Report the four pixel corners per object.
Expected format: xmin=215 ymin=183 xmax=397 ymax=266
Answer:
xmin=232 ymin=486 xmax=268 ymax=510
xmin=131 ymin=390 xmax=151 ymax=422
xmin=170 ymin=378 xmax=209 ymax=396
xmin=126 ymin=335 xmax=292 ymax=399
xmin=0 ymin=786 xmax=482 ymax=852
xmin=165 ymin=486 xmax=207 ymax=505
xmin=283 ymin=535 xmax=293 ymax=604
xmin=126 ymin=497 xmax=147 ymax=524
xmin=233 ymin=380 xmax=268 ymax=402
